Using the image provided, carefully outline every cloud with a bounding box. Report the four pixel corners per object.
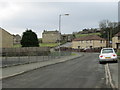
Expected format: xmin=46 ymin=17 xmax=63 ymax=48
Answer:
xmin=1 ymin=0 xmax=119 ymax=2
xmin=0 ymin=2 xmax=22 ymax=21
xmin=0 ymin=2 xmax=118 ymax=38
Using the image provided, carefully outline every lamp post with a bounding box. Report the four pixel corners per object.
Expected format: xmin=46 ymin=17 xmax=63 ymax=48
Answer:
xmin=58 ymin=14 xmax=69 ymax=57
xmin=108 ymin=31 xmax=110 ymax=47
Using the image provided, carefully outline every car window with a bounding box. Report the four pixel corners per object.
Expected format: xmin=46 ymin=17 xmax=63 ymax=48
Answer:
xmin=102 ymin=49 xmax=113 ymax=53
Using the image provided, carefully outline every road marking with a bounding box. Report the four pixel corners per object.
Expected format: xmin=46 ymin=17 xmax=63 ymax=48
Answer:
xmin=105 ymin=63 xmax=116 ymax=88
xmin=107 ymin=64 xmax=116 ymax=89
xmin=105 ymin=64 xmax=108 ymax=85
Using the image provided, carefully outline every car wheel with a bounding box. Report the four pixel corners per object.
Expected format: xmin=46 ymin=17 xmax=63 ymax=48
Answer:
xmin=115 ymin=60 xmax=118 ymax=63
xmin=99 ymin=61 xmax=103 ymax=64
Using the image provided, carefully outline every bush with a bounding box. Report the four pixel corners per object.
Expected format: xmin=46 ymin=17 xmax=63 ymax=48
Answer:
xmin=117 ymin=49 xmax=120 ymax=56
xmin=21 ymin=30 xmax=39 ymax=47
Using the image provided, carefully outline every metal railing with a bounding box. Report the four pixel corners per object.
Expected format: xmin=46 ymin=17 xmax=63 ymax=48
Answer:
xmin=1 ymin=50 xmax=71 ymax=67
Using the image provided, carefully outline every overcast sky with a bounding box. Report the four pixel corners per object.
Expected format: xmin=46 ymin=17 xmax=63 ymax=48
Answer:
xmin=0 ymin=0 xmax=119 ymax=38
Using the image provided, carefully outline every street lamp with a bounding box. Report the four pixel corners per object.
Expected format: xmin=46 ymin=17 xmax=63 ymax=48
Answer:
xmin=58 ymin=14 xmax=69 ymax=57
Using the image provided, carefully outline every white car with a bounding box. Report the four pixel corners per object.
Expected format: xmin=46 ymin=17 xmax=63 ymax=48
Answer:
xmin=99 ymin=48 xmax=118 ymax=64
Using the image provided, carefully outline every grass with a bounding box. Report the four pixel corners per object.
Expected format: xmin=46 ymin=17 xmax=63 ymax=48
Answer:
xmin=117 ymin=49 xmax=120 ymax=56
xmin=13 ymin=43 xmax=59 ymax=48
xmin=40 ymin=43 xmax=59 ymax=47
xmin=75 ymin=33 xmax=101 ymax=38
xmin=13 ymin=44 xmax=21 ymax=48
xmin=71 ymin=53 xmax=77 ymax=56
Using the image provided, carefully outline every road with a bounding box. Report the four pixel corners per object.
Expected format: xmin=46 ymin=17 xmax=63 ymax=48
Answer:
xmin=59 ymin=42 xmax=72 ymax=47
xmin=55 ymin=42 xmax=72 ymax=49
xmin=2 ymin=53 xmax=113 ymax=88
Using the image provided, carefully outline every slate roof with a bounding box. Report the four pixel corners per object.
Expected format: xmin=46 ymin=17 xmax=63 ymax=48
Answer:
xmin=73 ymin=35 xmax=106 ymax=41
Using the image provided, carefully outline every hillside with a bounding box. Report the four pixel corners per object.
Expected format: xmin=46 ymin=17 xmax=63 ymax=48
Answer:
xmin=75 ymin=33 xmax=101 ymax=38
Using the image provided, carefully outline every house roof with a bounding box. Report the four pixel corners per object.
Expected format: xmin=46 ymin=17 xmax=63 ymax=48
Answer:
xmin=0 ymin=27 xmax=13 ymax=36
xmin=114 ymin=32 xmax=120 ymax=37
xmin=43 ymin=30 xmax=60 ymax=34
xmin=73 ymin=35 xmax=106 ymax=41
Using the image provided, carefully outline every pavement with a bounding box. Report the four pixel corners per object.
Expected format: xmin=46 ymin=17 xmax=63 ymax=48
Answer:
xmin=104 ymin=56 xmax=119 ymax=89
xmin=108 ymin=59 xmax=119 ymax=88
xmin=1 ymin=53 xmax=83 ymax=80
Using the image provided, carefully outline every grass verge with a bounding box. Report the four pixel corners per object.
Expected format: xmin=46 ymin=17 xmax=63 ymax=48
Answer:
xmin=40 ymin=43 xmax=59 ymax=47
xmin=117 ymin=49 xmax=120 ymax=56
xmin=71 ymin=53 xmax=77 ymax=56
xmin=13 ymin=44 xmax=21 ymax=48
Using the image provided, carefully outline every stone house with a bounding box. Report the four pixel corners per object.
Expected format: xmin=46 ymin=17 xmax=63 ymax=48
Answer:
xmin=72 ymin=35 xmax=106 ymax=49
xmin=13 ymin=34 xmax=21 ymax=45
xmin=0 ymin=27 xmax=13 ymax=48
xmin=61 ymin=34 xmax=74 ymax=42
xmin=112 ymin=32 xmax=120 ymax=49
xmin=42 ymin=30 xmax=61 ymax=43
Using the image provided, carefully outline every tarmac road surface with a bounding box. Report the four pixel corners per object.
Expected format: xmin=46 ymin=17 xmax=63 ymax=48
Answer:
xmin=3 ymin=53 xmax=110 ymax=88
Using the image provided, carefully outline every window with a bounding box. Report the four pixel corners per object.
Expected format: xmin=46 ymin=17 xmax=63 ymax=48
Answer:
xmin=118 ymin=36 xmax=120 ymax=40
xmin=102 ymin=49 xmax=113 ymax=53
xmin=90 ymin=46 xmax=92 ymax=48
xmin=100 ymin=40 xmax=102 ymax=43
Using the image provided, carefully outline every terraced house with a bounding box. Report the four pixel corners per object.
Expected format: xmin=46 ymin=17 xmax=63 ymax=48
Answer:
xmin=112 ymin=32 xmax=120 ymax=49
xmin=0 ymin=27 xmax=13 ymax=48
xmin=72 ymin=35 xmax=106 ymax=49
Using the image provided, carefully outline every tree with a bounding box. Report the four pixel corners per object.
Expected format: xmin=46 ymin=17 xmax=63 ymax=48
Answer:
xmin=21 ymin=29 xmax=39 ymax=47
xmin=99 ymin=19 xmax=110 ymax=29
xmin=99 ymin=20 xmax=119 ymax=47
xmin=99 ymin=20 xmax=119 ymax=40
xmin=73 ymin=33 xmax=76 ymax=39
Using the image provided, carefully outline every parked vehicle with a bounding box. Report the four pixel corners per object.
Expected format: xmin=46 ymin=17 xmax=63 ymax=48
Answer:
xmin=99 ymin=48 xmax=118 ymax=64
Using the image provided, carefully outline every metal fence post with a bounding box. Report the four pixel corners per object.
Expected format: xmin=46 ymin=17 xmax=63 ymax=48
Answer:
xmin=36 ymin=47 xmax=38 ymax=62
xmin=5 ymin=52 xmax=7 ymax=67
xmin=27 ymin=48 xmax=30 ymax=63
xmin=18 ymin=48 xmax=20 ymax=64
xmin=47 ymin=53 xmax=49 ymax=61
xmin=43 ymin=51 xmax=44 ymax=61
